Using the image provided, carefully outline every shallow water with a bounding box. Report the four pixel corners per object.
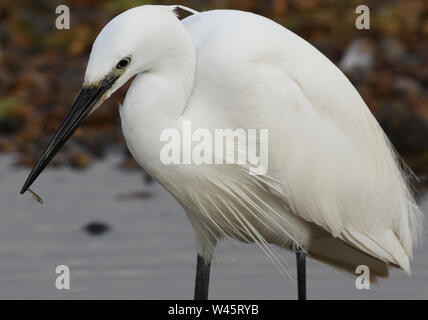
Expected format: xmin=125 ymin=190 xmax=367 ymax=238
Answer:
xmin=0 ymin=155 xmax=426 ymax=299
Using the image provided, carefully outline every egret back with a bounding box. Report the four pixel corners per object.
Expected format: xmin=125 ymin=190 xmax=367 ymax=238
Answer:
xmin=179 ymin=10 xmax=422 ymax=273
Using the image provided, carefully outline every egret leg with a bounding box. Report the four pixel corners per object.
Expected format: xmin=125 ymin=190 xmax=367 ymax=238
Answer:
xmin=194 ymin=254 xmax=211 ymax=300
xmin=296 ymin=247 xmax=306 ymax=300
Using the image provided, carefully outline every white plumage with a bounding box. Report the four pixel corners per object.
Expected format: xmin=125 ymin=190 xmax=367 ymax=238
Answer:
xmin=83 ymin=5 xmax=422 ymax=280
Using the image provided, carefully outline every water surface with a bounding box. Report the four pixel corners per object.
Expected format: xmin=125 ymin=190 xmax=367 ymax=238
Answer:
xmin=0 ymin=155 xmax=426 ymax=299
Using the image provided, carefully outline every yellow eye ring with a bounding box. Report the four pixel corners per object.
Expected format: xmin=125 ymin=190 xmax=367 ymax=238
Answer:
xmin=117 ymin=57 xmax=131 ymax=69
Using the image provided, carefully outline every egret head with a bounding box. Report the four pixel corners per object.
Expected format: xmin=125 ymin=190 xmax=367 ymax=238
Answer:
xmin=84 ymin=5 xmax=183 ymax=99
xmin=20 ymin=5 xmax=183 ymax=194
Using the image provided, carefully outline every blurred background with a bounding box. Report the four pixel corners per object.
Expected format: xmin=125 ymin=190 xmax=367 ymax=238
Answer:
xmin=0 ymin=0 xmax=427 ymax=299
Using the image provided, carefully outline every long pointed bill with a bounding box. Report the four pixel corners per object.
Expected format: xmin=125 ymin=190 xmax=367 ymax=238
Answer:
xmin=20 ymin=75 xmax=118 ymax=194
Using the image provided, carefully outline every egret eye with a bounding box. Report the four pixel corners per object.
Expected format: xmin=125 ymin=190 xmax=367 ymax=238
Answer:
xmin=117 ymin=58 xmax=131 ymax=69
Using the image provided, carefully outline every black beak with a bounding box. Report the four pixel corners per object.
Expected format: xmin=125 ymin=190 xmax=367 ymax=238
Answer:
xmin=20 ymin=76 xmax=118 ymax=194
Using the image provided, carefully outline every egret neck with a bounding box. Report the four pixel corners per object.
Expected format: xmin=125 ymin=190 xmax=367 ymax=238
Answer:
xmin=119 ymin=17 xmax=196 ymax=181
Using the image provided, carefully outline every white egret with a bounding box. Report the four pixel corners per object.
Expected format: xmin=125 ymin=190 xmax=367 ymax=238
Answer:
xmin=21 ymin=5 xmax=422 ymax=300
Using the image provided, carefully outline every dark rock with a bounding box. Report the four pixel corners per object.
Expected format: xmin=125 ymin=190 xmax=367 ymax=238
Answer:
xmin=117 ymin=190 xmax=153 ymax=200
xmin=83 ymin=221 xmax=111 ymax=236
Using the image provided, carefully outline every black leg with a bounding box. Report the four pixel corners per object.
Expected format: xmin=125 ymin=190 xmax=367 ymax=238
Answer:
xmin=296 ymin=247 xmax=306 ymax=300
xmin=194 ymin=254 xmax=211 ymax=300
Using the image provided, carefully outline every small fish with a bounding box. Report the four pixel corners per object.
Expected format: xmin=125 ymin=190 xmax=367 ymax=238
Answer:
xmin=28 ymin=188 xmax=43 ymax=204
